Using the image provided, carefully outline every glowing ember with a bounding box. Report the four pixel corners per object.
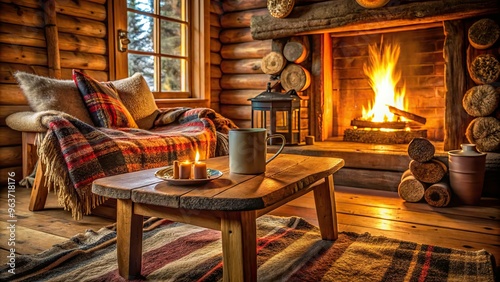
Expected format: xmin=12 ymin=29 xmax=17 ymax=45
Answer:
xmin=361 ymin=39 xmax=407 ymax=122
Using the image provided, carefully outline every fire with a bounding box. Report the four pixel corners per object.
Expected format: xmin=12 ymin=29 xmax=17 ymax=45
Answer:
xmin=361 ymin=40 xmax=407 ymax=122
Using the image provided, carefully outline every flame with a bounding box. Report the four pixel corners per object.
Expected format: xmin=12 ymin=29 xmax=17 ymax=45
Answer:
xmin=195 ymin=150 xmax=200 ymax=163
xmin=361 ymin=40 xmax=406 ymax=122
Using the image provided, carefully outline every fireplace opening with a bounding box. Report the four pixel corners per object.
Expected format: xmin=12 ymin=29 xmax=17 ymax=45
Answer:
xmin=331 ymin=27 xmax=446 ymax=144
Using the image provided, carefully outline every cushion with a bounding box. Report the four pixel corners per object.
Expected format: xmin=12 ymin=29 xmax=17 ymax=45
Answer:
xmin=14 ymin=72 xmax=94 ymax=125
xmin=112 ymin=73 xmax=159 ymax=129
xmin=73 ymin=70 xmax=138 ymax=128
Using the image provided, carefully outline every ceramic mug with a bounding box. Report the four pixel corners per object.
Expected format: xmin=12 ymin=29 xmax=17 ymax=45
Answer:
xmin=229 ymin=128 xmax=285 ymax=174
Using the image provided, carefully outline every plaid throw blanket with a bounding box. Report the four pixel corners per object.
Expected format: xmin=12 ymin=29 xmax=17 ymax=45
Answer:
xmin=39 ymin=108 xmax=233 ymax=219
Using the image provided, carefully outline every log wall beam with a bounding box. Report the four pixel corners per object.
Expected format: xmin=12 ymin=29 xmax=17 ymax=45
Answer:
xmin=42 ymin=0 xmax=61 ymax=78
xmin=0 ymin=3 xmax=106 ymax=38
xmin=250 ymin=0 xmax=500 ymax=40
xmin=220 ymin=40 xmax=272 ymax=59
xmin=443 ymin=20 xmax=469 ymax=151
xmin=221 ymin=8 xmax=267 ymax=28
xmin=0 ymin=44 xmax=108 ymax=71
xmin=1 ymin=0 xmax=106 ymax=21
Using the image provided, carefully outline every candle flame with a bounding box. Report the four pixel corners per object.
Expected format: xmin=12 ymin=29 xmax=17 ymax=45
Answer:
xmin=195 ymin=150 xmax=200 ymax=163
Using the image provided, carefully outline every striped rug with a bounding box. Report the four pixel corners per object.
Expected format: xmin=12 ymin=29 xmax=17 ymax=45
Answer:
xmin=1 ymin=215 xmax=495 ymax=282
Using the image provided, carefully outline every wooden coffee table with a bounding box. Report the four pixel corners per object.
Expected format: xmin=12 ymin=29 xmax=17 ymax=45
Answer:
xmin=92 ymin=154 xmax=344 ymax=282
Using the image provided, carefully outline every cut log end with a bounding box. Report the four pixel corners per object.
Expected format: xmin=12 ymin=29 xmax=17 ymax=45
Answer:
xmin=469 ymin=54 xmax=500 ymax=85
xmin=407 ymin=137 xmax=435 ymax=162
xmin=398 ymin=175 xmax=426 ymax=202
xmin=261 ymin=52 xmax=287 ymax=75
xmin=424 ymin=182 xmax=452 ymax=207
xmin=409 ymin=159 xmax=447 ymax=184
xmin=466 ymin=117 xmax=500 ymax=152
xmin=280 ymin=64 xmax=311 ymax=92
xmin=401 ymin=169 xmax=413 ymax=181
xmin=468 ymin=18 xmax=500 ymax=50
xmin=462 ymin=84 xmax=500 ymax=117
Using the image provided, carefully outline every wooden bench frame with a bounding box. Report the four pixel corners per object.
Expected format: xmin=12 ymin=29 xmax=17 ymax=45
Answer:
xmin=23 ymin=132 xmax=116 ymax=218
xmin=21 ymin=132 xmax=49 ymax=212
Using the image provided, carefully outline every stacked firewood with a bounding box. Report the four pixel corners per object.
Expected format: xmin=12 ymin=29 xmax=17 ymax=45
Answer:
xmin=464 ymin=18 xmax=500 ymax=153
xmin=261 ymin=36 xmax=311 ymax=92
xmin=398 ymin=138 xmax=452 ymax=207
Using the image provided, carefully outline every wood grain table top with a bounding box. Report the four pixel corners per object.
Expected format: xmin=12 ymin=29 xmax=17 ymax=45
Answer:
xmin=92 ymin=154 xmax=344 ymax=211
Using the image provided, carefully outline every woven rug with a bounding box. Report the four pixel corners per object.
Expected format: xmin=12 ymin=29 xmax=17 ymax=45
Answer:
xmin=1 ymin=215 xmax=496 ymax=282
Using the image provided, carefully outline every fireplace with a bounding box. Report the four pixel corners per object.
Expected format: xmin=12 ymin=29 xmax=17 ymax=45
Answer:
xmin=252 ymin=1 xmax=499 ymax=193
xmin=249 ymin=0 xmax=499 ymax=151
xmin=304 ymin=20 xmax=489 ymax=151
xmin=332 ymin=27 xmax=446 ymax=144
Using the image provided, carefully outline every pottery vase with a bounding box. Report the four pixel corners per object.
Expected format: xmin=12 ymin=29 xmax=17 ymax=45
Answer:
xmin=448 ymin=144 xmax=487 ymax=205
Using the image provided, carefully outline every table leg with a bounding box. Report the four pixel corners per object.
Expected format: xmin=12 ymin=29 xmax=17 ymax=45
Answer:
xmin=117 ymin=199 xmax=144 ymax=279
xmin=221 ymin=211 xmax=257 ymax=282
xmin=313 ymin=174 xmax=338 ymax=240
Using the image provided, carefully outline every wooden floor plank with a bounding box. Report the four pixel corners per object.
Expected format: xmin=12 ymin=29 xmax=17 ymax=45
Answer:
xmin=0 ymin=222 xmax=67 ymax=259
xmin=334 ymin=186 xmax=500 ymax=220
xmin=0 ymin=183 xmax=498 ymax=272
xmin=270 ymin=205 xmax=500 ymax=265
xmin=290 ymin=189 xmax=500 ymax=235
xmin=0 ymin=205 xmax=114 ymax=239
xmin=0 ymin=192 xmax=114 ymax=237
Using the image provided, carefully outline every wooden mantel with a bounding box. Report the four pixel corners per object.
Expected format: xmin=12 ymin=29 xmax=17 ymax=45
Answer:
xmin=250 ymin=0 xmax=499 ymax=40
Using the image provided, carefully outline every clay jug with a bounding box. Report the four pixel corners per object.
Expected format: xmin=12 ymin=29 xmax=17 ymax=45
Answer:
xmin=448 ymin=144 xmax=487 ymax=205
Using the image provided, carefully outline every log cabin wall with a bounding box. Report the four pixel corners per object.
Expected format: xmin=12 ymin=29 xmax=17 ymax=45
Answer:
xmin=218 ymin=0 xmax=271 ymax=129
xmin=210 ymin=0 xmax=223 ymax=112
xmin=218 ymin=0 xmax=317 ymax=140
xmin=0 ymin=0 xmax=109 ymax=184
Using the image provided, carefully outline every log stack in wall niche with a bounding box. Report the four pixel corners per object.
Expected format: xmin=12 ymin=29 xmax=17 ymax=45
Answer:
xmin=260 ymin=35 xmax=311 ymax=142
xmin=0 ymin=0 xmax=108 ymax=184
xmin=463 ymin=17 xmax=500 ymax=153
xmin=462 ymin=17 xmax=500 ymax=198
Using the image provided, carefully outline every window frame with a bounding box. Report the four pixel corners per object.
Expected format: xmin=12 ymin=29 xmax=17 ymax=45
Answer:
xmin=108 ymin=0 xmax=210 ymax=104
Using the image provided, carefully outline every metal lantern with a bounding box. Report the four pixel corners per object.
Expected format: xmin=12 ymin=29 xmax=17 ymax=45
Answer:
xmin=249 ymin=82 xmax=302 ymax=145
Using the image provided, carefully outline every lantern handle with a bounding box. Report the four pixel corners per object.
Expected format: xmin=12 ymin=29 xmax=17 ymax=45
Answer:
xmin=266 ymin=82 xmax=272 ymax=92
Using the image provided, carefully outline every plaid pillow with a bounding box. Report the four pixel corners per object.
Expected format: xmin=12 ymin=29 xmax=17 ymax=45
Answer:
xmin=73 ymin=70 xmax=138 ymax=128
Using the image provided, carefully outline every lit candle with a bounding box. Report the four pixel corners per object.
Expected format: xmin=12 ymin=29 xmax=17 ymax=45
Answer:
xmin=193 ymin=150 xmax=207 ymax=179
xmin=172 ymin=160 xmax=179 ymax=179
xmin=179 ymin=160 xmax=192 ymax=179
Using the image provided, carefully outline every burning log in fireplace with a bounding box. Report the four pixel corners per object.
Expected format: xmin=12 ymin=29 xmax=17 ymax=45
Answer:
xmin=387 ymin=105 xmax=427 ymax=125
xmin=342 ymin=38 xmax=432 ymax=144
xmin=344 ymin=105 xmax=427 ymax=144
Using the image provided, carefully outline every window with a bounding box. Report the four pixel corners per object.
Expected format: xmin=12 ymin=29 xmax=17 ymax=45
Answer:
xmin=110 ymin=0 xmax=209 ymax=100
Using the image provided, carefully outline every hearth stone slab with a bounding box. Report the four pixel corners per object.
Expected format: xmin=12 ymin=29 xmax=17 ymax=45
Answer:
xmin=269 ymin=141 xmax=499 ymax=198
xmin=268 ymin=140 xmax=447 ymax=192
xmin=343 ymin=129 xmax=427 ymax=144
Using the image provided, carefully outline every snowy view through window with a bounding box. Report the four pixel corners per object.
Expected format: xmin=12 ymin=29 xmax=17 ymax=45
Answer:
xmin=127 ymin=0 xmax=188 ymax=95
